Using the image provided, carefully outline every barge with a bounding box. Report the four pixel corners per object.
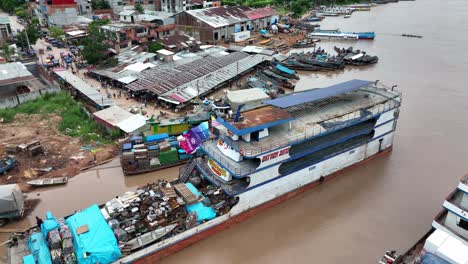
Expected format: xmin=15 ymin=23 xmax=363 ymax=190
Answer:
xmin=9 ymin=79 xmax=402 ymax=264
xmin=309 ymin=29 xmax=376 ymax=40
xmin=379 ymin=174 xmax=468 ymax=264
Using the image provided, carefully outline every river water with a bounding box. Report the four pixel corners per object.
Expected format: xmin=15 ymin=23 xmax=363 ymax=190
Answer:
xmin=3 ymin=0 xmax=468 ymax=263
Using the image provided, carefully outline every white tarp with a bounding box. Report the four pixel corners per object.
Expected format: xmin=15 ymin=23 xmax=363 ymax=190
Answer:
xmin=66 ymin=30 xmax=85 ymax=36
xmin=124 ymin=62 xmax=151 ymax=72
xmin=0 ymin=184 xmax=24 ymax=214
xmin=117 ymin=114 xmax=148 ymax=134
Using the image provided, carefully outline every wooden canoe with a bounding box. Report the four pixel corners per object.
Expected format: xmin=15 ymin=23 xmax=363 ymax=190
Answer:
xmin=27 ymin=177 xmax=68 ymax=187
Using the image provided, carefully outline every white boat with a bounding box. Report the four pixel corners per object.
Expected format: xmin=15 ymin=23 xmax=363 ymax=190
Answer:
xmin=27 ymin=177 xmax=68 ymax=187
xmin=10 ymin=80 xmax=402 ymax=264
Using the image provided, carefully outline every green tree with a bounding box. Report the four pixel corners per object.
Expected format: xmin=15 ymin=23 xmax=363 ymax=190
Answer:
xmin=90 ymin=0 xmax=110 ymax=9
xmin=135 ymin=3 xmax=144 ymax=13
xmin=0 ymin=0 xmax=24 ymax=13
xmin=80 ymin=19 xmax=116 ymax=66
xmin=15 ymin=26 xmax=40 ymax=49
xmin=49 ymin=26 xmax=65 ymax=40
xmin=0 ymin=42 xmax=16 ymax=62
xmin=148 ymin=42 xmax=163 ymax=53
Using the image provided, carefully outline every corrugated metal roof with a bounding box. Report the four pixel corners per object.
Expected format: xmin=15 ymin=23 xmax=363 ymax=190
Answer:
xmin=243 ymin=7 xmax=278 ymax=20
xmin=93 ymin=106 xmax=134 ymax=127
xmin=265 ymin=79 xmax=372 ymax=108
xmin=54 ymin=70 xmax=114 ymax=108
xmin=186 ymin=6 xmax=252 ymax=28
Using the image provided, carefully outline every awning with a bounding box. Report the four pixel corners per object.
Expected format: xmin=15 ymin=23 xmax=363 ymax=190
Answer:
xmin=159 ymin=96 xmax=180 ymax=105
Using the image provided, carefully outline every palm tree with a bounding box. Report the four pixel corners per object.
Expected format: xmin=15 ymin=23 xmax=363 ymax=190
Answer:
xmin=0 ymin=42 xmax=16 ymax=62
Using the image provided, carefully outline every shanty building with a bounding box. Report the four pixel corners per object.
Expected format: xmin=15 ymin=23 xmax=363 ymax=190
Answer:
xmin=174 ymin=6 xmax=279 ymax=43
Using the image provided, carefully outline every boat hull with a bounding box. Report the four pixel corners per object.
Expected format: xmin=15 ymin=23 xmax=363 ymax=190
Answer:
xmin=124 ymin=147 xmax=393 ymax=264
xmin=122 ymin=159 xmax=189 ymax=176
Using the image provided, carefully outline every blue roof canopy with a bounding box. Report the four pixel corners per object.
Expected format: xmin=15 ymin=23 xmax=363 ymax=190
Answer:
xmin=265 ymin=79 xmax=372 ymax=108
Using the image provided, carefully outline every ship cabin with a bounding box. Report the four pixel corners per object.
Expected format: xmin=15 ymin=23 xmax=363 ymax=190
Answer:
xmin=196 ymin=79 xmax=402 ymax=196
xmin=148 ymin=111 xmax=210 ymax=135
xmin=433 ymin=174 xmax=468 ymax=242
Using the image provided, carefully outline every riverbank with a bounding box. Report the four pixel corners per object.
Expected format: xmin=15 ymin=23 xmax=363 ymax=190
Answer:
xmin=0 ymin=92 xmax=118 ymax=192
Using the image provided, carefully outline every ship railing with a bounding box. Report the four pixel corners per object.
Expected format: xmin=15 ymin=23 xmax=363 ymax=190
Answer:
xmin=201 ymin=139 xmax=257 ymax=177
xmin=217 ymin=99 xmax=400 ymax=158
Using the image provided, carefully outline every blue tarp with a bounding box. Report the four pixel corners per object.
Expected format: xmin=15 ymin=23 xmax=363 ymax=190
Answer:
xmin=40 ymin=211 xmax=58 ymax=238
xmin=265 ymin=79 xmax=372 ymax=108
xmin=275 ymin=64 xmax=295 ymax=75
xmin=65 ymin=204 xmax=121 ymax=264
xmin=27 ymin=233 xmax=52 ymax=264
xmin=184 ymin=183 xmax=216 ymax=223
xmin=421 ymin=253 xmax=450 ymax=264
xmin=145 ymin=133 xmax=169 ymax=143
xmin=23 ymin=254 xmax=35 ymax=264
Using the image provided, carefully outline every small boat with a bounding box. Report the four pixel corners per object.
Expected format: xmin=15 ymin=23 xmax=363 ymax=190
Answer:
xmin=344 ymin=15 xmax=351 ymax=18
xmin=27 ymin=177 xmax=68 ymax=187
xmin=123 ymin=224 xmax=177 ymax=252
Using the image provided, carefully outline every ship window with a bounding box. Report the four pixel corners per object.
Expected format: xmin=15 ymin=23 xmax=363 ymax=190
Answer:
xmin=309 ymin=166 xmax=316 ymax=171
xmin=457 ymin=218 xmax=468 ymax=231
xmin=349 ymin=150 xmax=355 ymax=154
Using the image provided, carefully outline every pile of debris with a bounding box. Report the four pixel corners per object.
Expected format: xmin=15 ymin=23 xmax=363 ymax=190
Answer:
xmin=100 ymin=179 xmax=234 ymax=253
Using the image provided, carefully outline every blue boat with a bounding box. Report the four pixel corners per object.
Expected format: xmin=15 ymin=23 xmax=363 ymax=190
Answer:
xmin=309 ymin=29 xmax=375 ymax=40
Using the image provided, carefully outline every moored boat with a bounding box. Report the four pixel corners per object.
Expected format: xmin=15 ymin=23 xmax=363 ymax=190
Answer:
xmin=27 ymin=177 xmax=68 ymax=187
xmin=9 ymin=80 xmax=402 ymax=264
xmin=378 ymin=174 xmax=468 ymax=264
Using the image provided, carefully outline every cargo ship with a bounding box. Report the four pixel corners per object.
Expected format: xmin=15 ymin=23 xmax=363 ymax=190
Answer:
xmin=8 ymin=79 xmax=402 ymax=264
xmin=378 ymin=175 xmax=468 ymax=264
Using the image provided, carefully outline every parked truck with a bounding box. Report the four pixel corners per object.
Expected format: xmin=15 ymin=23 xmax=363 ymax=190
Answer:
xmin=0 ymin=184 xmax=24 ymax=226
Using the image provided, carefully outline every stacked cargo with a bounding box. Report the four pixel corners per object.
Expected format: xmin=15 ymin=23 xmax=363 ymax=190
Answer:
xmin=120 ymin=134 xmax=194 ymax=175
xmin=158 ymin=148 xmax=179 ymax=166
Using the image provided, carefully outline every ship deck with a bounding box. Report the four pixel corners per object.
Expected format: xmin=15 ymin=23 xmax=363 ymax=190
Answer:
xmin=201 ymin=139 xmax=259 ymax=177
xmin=219 ymin=86 xmax=400 ymax=157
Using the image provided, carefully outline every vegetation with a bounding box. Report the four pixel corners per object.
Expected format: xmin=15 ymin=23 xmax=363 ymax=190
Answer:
xmin=0 ymin=92 xmax=120 ymax=143
xmin=80 ymin=19 xmax=117 ymax=66
xmin=222 ymin=0 xmax=365 ymax=18
xmin=148 ymin=42 xmax=163 ymax=53
xmin=0 ymin=0 xmax=25 ymax=13
xmin=49 ymin=26 xmax=65 ymax=40
xmin=0 ymin=42 xmax=15 ymax=62
xmin=90 ymin=0 xmax=110 ymax=9
xmin=14 ymin=7 xmax=29 ymax=20
xmin=135 ymin=3 xmax=144 ymax=13
xmin=15 ymin=26 xmax=41 ymax=49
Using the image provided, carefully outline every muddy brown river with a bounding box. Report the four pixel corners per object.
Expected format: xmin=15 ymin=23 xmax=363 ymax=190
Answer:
xmin=2 ymin=0 xmax=468 ymax=263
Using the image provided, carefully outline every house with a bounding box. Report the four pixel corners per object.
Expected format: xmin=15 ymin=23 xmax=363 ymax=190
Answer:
xmin=107 ymin=0 xmax=157 ymax=15
xmin=0 ymin=17 xmax=12 ymax=42
xmin=37 ymin=0 xmax=80 ymax=27
xmin=174 ymin=6 xmax=279 ymax=43
xmin=0 ymin=63 xmax=44 ymax=100
xmin=159 ymin=0 xmax=220 ymax=13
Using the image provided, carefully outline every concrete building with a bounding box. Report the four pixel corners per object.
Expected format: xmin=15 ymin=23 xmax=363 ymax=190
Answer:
xmin=76 ymin=0 xmax=92 ymax=16
xmin=107 ymin=0 xmax=156 ymax=15
xmin=0 ymin=62 xmax=45 ymax=99
xmin=37 ymin=0 xmax=80 ymax=26
xmin=159 ymin=0 xmax=220 ymax=13
xmin=174 ymin=6 xmax=279 ymax=43
xmin=0 ymin=17 xmax=12 ymax=43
